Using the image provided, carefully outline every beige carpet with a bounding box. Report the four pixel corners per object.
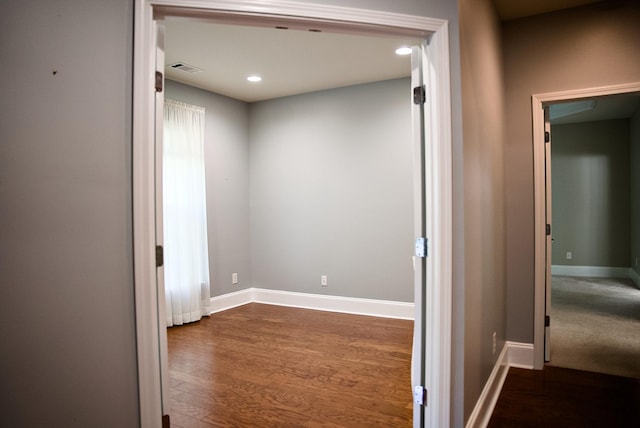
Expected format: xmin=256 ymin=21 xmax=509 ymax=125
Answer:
xmin=548 ymin=275 xmax=640 ymax=379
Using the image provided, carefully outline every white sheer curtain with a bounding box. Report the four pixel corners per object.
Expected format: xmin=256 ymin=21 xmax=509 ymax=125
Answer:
xmin=163 ymin=99 xmax=212 ymax=327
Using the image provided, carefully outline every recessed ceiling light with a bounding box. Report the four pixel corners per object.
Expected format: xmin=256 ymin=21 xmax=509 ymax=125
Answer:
xmin=247 ymin=75 xmax=262 ymax=83
xmin=395 ymin=47 xmax=412 ymax=56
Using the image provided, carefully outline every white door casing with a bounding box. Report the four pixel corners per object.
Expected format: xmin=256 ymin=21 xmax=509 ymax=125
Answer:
xmin=543 ymin=106 xmax=551 ymax=363
xmin=133 ymin=2 xmax=453 ymax=427
xmin=531 ymin=82 xmax=640 ymax=370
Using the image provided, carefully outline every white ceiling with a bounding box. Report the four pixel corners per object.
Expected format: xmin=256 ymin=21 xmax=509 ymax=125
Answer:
xmin=164 ymin=19 xmax=421 ymax=103
xmin=550 ymin=93 xmax=640 ymax=125
xmin=163 ymin=0 xmax=616 ymax=111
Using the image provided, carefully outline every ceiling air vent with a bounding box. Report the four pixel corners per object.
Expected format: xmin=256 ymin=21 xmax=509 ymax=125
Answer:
xmin=168 ymin=62 xmax=203 ymax=73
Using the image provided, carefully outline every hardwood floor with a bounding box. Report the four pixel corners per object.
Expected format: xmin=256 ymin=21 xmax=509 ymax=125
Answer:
xmin=167 ymin=303 xmax=413 ymax=427
xmin=488 ymin=366 xmax=640 ymax=428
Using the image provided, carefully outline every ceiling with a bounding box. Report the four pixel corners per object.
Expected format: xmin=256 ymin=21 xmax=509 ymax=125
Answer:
xmin=550 ymin=93 xmax=640 ymax=125
xmin=163 ymin=0 xmax=617 ymax=110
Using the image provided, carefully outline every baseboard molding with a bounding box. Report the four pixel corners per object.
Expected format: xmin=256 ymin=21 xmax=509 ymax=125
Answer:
xmin=552 ymin=265 xmax=630 ymax=278
xmin=209 ymin=288 xmax=414 ymax=320
xmin=465 ymin=344 xmax=510 ymax=428
xmin=465 ymin=341 xmax=534 ymax=428
xmin=630 ymin=268 xmax=640 ymax=288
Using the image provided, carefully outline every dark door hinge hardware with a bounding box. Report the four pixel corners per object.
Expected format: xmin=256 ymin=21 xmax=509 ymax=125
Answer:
xmin=545 ymin=315 xmax=550 ymax=327
xmin=413 ymin=85 xmax=426 ymax=105
xmin=155 ymin=71 xmax=163 ymax=92
xmin=546 ymin=224 xmax=551 ymax=236
xmin=156 ymin=245 xmax=164 ymax=268
xmin=415 ymin=237 xmax=428 ymax=258
xmin=544 ymin=131 xmax=550 ymax=143
xmin=414 ymin=385 xmax=427 ymax=406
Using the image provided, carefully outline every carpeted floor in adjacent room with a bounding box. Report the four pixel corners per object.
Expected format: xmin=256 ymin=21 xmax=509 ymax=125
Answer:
xmin=549 ymin=275 xmax=640 ymax=379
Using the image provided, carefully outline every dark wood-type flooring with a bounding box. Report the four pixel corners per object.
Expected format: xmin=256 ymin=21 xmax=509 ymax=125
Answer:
xmin=488 ymin=365 xmax=640 ymax=428
xmin=167 ymin=303 xmax=413 ymax=427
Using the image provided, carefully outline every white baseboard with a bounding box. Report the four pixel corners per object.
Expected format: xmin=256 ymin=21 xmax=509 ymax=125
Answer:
xmin=507 ymin=341 xmax=534 ymax=369
xmin=209 ymin=287 xmax=414 ymax=320
xmin=465 ymin=341 xmax=534 ymax=428
xmin=465 ymin=344 xmax=510 ymax=428
xmin=630 ymin=268 xmax=640 ymax=288
xmin=209 ymin=288 xmax=254 ymax=314
xmin=552 ymin=265 xmax=630 ymax=278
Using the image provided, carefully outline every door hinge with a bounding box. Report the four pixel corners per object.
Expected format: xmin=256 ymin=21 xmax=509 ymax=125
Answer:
xmin=414 ymin=385 xmax=427 ymax=406
xmin=544 ymin=131 xmax=550 ymax=143
xmin=415 ymin=237 xmax=428 ymax=258
xmin=545 ymin=315 xmax=550 ymax=327
xmin=156 ymin=245 xmax=164 ymax=268
xmin=155 ymin=71 xmax=164 ymax=92
xmin=546 ymin=224 xmax=551 ymax=236
xmin=413 ymin=85 xmax=426 ymax=105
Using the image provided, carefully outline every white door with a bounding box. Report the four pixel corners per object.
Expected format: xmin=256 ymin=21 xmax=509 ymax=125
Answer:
xmin=154 ymin=22 xmax=171 ymax=417
xmin=411 ymin=42 xmax=427 ymax=428
xmin=544 ymin=106 xmax=552 ymax=362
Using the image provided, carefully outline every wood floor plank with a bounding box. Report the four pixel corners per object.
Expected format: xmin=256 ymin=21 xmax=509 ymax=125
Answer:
xmin=167 ymin=303 xmax=413 ymax=427
xmin=488 ymin=366 xmax=640 ymax=428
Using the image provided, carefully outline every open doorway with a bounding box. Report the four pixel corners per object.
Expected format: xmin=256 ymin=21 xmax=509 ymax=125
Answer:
xmin=133 ymin=2 xmax=453 ymax=427
xmin=545 ymin=93 xmax=640 ymax=378
xmin=532 ymin=84 xmax=640 ymax=371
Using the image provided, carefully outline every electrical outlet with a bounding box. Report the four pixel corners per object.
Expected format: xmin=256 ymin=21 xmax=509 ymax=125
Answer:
xmin=232 ymin=272 xmax=238 ymax=285
xmin=566 ymin=251 xmax=572 ymax=260
xmin=321 ymin=275 xmax=328 ymax=287
xmin=492 ymin=332 xmax=497 ymax=355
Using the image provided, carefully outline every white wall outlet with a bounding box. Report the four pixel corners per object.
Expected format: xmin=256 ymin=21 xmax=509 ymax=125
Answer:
xmin=566 ymin=251 xmax=572 ymax=260
xmin=232 ymin=272 xmax=238 ymax=285
xmin=492 ymin=331 xmax=497 ymax=355
xmin=321 ymin=275 xmax=328 ymax=287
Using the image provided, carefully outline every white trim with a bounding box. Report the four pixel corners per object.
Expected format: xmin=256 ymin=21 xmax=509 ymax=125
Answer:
xmin=209 ymin=288 xmax=255 ymax=314
xmin=206 ymin=288 xmax=414 ymax=319
xmin=630 ymin=268 xmax=640 ymax=288
xmin=134 ymin=2 xmax=452 ymax=427
xmin=465 ymin=342 xmax=534 ymax=428
xmin=532 ymin=82 xmax=640 ymax=370
xmin=551 ymin=265 xmax=631 ymax=278
xmin=252 ymin=288 xmax=415 ymax=319
xmin=507 ymin=341 xmax=534 ymax=369
xmin=465 ymin=344 xmax=510 ymax=428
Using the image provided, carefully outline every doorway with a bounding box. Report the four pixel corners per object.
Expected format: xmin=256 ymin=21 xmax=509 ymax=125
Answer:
xmin=545 ymin=94 xmax=640 ymax=378
xmin=133 ymin=2 xmax=453 ymax=427
xmin=532 ymin=83 xmax=640 ymax=371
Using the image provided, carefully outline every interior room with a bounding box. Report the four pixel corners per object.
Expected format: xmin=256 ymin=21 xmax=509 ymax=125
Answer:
xmin=548 ymin=94 xmax=640 ymax=379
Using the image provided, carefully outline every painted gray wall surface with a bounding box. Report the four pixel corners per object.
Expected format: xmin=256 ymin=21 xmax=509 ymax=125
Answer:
xmin=166 ymin=80 xmax=252 ymax=296
xmin=503 ymin=2 xmax=640 ymax=343
xmin=0 ymin=0 xmax=139 ymax=426
xmin=249 ymin=79 xmax=414 ymax=302
xmin=459 ymin=0 xmax=507 ymax=421
xmin=551 ymin=120 xmax=631 ymax=267
xmin=631 ymin=109 xmax=640 ymax=279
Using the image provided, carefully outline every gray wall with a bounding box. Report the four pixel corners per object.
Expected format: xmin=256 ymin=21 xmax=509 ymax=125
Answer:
xmin=632 ymin=109 xmax=640 ymax=280
xmin=459 ymin=0 xmax=507 ymax=421
xmin=0 ymin=0 xmax=139 ymax=426
xmin=249 ymin=79 xmax=414 ymax=302
xmin=551 ymin=120 xmax=631 ymax=267
xmin=165 ymin=80 xmax=252 ymax=296
xmin=503 ymin=2 xmax=640 ymax=343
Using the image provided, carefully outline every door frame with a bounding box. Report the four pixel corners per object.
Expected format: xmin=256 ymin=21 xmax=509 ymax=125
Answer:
xmin=133 ymin=1 xmax=453 ymax=427
xmin=531 ymin=81 xmax=640 ymax=369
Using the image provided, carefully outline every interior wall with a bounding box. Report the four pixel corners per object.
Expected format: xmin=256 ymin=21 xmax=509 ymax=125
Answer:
xmin=631 ymin=109 xmax=640 ymax=282
xmin=502 ymin=1 xmax=640 ymax=343
xmin=249 ymin=79 xmax=414 ymax=302
xmin=551 ymin=119 xmax=631 ymax=268
xmin=165 ymin=80 xmax=252 ymax=296
xmin=459 ymin=0 xmax=507 ymax=422
xmin=0 ymin=0 xmax=140 ymax=426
